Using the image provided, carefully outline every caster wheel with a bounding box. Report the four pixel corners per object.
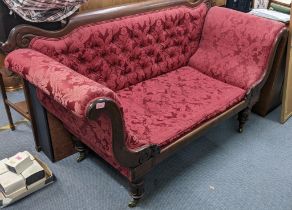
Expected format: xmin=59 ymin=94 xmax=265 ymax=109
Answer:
xmin=128 ymin=199 xmax=139 ymax=208
xmin=238 ymin=128 xmax=243 ymax=133
xmin=76 ymin=152 xmax=86 ymax=162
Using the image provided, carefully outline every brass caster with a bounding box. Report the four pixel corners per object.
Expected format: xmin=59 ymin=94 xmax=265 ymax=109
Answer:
xmin=73 ymin=138 xmax=88 ymax=163
xmin=128 ymin=179 xmax=144 ymax=208
xmin=76 ymin=151 xmax=87 ymax=162
xmin=128 ymin=199 xmax=139 ymax=208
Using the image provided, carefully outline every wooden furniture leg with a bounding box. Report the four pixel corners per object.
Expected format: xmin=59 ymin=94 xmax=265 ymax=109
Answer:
xmin=0 ymin=72 xmax=15 ymax=131
xmin=72 ymin=137 xmax=88 ymax=162
xmin=238 ymin=108 xmax=251 ymax=133
xmin=128 ymin=179 xmax=145 ymax=208
xmin=23 ymin=81 xmax=42 ymax=152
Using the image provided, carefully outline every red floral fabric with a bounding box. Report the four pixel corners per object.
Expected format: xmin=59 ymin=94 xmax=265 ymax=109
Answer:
xmin=4 ymin=4 xmax=283 ymax=180
xmin=4 ymin=49 xmax=120 ymax=118
xmin=29 ymin=4 xmax=208 ymax=91
xmin=189 ymin=7 xmax=285 ymax=91
xmin=117 ymin=66 xmax=246 ymax=148
xmin=34 ymin=66 xmax=245 ymax=179
xmin=37 ymin=91 xmax=130 ymax=178
xmin=5 ymin=49 xmax=131 ymax=177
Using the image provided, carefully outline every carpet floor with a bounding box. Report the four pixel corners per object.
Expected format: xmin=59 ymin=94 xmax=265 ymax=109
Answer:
xmin=0 ymin=91 xmax=292 ymax=210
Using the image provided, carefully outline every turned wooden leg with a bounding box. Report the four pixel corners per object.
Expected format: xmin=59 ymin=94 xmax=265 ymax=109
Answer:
xmin=0 ymin=73 xmax=15 ymax=131
xmin=72 ymin=138 xmax=87 ymax=162
xmin=128 ymin=179 xmax=144 ymax=208
xmin=238 ymin=108 xmax=251 ymax=133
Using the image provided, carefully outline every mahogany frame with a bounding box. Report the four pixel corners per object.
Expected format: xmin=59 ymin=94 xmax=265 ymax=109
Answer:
xmin=0 ymin=0 xmax=288 ymax=206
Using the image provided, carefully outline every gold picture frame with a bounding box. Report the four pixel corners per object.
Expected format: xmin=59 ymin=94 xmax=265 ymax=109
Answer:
xmin=281 ymin=1 xmax=292 ymax=123
xmin=281 ymin=16 xmax=292 ymax=123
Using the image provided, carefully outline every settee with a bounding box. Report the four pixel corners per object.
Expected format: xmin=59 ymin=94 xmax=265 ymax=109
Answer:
xmin=2 ymin=0 xmax=287 ymax=207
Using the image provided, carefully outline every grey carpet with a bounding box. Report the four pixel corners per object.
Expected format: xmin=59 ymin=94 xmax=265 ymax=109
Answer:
xmin=1 ymin=91 xmax=292 ymax=210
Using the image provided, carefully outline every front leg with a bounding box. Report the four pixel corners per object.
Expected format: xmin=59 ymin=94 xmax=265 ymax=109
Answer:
xmin=72 ymin=137 xmax=88 ymax=162
xmin=237 ymin=108 xmax=251 ymax=133
xmin=128 ymin=179 xmax=144 ymax=208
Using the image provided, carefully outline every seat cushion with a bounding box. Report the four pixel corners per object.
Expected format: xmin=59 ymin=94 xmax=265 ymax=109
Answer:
xmin=35 ymin=66 xmax=245 ymax=179
xmin=117 ymin=66 xmax=246 ymax=149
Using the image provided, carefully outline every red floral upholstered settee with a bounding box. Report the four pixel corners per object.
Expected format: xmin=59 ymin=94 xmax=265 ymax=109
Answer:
xmin=3 ymin=0 xmax=287 ymax=207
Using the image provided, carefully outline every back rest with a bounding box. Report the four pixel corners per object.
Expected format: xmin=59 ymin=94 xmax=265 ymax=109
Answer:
xmin=189 ymin=7 xmax=285 ymax=91
xmin=30 ymin=3 xmax=208 ymax=91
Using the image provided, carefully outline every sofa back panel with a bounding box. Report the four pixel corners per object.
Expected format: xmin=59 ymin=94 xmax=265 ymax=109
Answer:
xmin=189 ymin=7 xmax=285 ymax=91
xmin=30 ymin=3 xmax=208 ymax=91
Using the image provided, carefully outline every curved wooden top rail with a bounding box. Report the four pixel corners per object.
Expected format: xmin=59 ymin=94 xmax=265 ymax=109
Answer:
xmin=0 ymin=0 xmax=211 ymax=54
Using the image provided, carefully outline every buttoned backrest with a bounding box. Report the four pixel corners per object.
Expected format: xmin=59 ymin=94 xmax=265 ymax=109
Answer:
xmin=30 ymin=3 xmax=208 ymax=91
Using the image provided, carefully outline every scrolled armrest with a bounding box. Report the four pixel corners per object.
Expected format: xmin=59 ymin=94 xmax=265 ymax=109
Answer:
xmin=5 ymin=49 xmax=120 ymax=117
xmin=87 ymin=98 xmax=160 ymax=168
xmin=5 ymin=48 xmax=160 ymax=169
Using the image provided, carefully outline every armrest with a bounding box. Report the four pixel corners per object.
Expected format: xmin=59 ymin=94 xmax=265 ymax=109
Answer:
xmin=5 ymin=48 xmax=160 ymax=168
xmin=189 ymin=6 xmax=286 ymax=91
xmin=5 ymin=49 xmax=120 ymax=118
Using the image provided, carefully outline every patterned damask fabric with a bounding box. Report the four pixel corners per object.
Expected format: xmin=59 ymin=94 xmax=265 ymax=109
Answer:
xmin=5 ymin=48 xmax=131 ymax=178
xmin=117 ymin=66 xmax=246 ymax=147
xmin=4 ymin=49 xmax=121 ymax=118
xmin=5 ymin=4 xmax=283 ymax=179
xmin=35 ymin=66 xmax=245 ymax=179
xmin=29 ymin=4 xmax=208 ymax=91
xmin=5 ymin=3 xmax=209 ymax=179
xmin=5 ymin=49 xmax=245 ymax=179
xmin=36 ymin=91 xmax=131 ymax=178
xmin=189 ymin=7 xmax=285 ymax=91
